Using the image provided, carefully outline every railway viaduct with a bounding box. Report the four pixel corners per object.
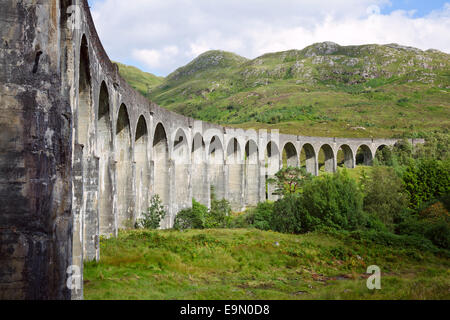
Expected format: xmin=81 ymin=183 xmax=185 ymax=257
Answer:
xmin=0 ymin=0 xmax=424 ymax=299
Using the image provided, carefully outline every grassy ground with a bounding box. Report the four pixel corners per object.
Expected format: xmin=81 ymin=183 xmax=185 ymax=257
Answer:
xmin=84 ymin=229 xmax=450 ymax=300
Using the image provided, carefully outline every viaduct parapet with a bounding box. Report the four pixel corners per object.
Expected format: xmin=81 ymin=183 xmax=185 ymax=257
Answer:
xmin=0 ymin=0 xmax=424 ymax=299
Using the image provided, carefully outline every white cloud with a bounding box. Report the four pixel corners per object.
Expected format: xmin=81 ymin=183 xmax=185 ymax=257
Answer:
xmin=91 ymin=0 xmax=450 ymax=76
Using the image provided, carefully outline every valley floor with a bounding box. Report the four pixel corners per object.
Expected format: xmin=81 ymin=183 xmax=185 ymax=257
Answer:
xmin=84 ymin=229 xmax=450 ymax=300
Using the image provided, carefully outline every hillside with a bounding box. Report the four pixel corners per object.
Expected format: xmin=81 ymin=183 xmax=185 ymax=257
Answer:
xmin=114 ymin=62 xmax=164 ymax=97
xmin=119 ymin=43 xmax=450 ymax=138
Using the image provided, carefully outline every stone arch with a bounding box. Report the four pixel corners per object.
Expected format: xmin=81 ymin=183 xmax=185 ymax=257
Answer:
xmin=134 ymin=116 xmax=149 ymax=221
xmin=245 ymin=140 xmax=259 ymax=207
xmin=209 ymin=136 xmax=225 ymax=200
xmin=172 ymin=128 xmax=190 ymax=213
xmin=265 ymin=141 xmax=280 ymax=201
xmin=356 ymin=144 xmax=374 ymax=166
xmin=116 ymin=104 xmax=133 ymax=228
xmin=375 ymin=144 xmax=390 ymax=165
xmin=97 ymin=81 xmax=113 ymax=236
xmin=282 ymin=142 xmax=299 ymax=167
xmin=337 ymin=144 xmax=354 ymax=169
xmin=152 ymin=122 xmax=170 ymax=226
xmin=77 ymin=35 xmax=92 ymax=149
xmin=300 ymin=143 xmax=317 ymax=175
xmin=318 ymin=144 xmax=336 ymax=173
xmin=192 ymin=133 xmax=209 ymax=206
xmin=227 ymin=138 xmax=243 ymax=211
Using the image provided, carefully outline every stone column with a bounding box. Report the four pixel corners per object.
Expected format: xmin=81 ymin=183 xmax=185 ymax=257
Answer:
xmin=83 ymin=156 xmax=100 ymax=262
xmin=72 ymin=144 xmax=85 ymax=300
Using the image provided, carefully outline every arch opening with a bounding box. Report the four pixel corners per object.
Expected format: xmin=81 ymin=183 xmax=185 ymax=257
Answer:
xmin=282 ymin=142 xmax=298 ymax=168
xmin=97 ymin=82 xmax=113 ymax=235
xmin=209 ymin=136 xmax=225 ymax=201
xmin=356 ymin=145 xmax=374 ymax=166
xmin=375 ymin=145 xmax=392 ymax=166
xmin=191 ymin=133 xmax=209 ymax=207
xmin=227 ymin=138 xmax=243 ymax=211
xmin=116 ymin=104 xmax=133 ymax=228
xmin=173 ymin=129 xmax=190 ymax=214
xmin=135 ymin=116 xmax=149 ymax=221
xmin=300 ymin=144 xmax=317 ymax=175
xmin=337 ymin=144 xmax=354 ymax=169
xmin=245 ymin=140 xmax=259 ymax=207
xmin=152 ymin=123 xmax=170 ymax=227
xmin=77 ymin=35 xmax=92 ymax=149
xmin=265 ymin=141 xmax=280 ymax=201
xmin=318 ymin=144 xmax=336 ymax=173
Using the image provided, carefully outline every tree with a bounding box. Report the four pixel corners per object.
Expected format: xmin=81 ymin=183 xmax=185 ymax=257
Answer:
xmin=135 ymin=195 xmax=167 ymax=229
xmin=267 ymin=166 xmax=312 ymax=196
xmin=361 ymin=166 xmax=410 ymax=229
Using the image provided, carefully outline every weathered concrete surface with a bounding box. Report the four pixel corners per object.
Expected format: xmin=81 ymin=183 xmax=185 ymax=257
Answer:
xmin=0 ymin=0 xmax=72 ymax=299
xmin=0 ymin=0 xmax=424 ymax=300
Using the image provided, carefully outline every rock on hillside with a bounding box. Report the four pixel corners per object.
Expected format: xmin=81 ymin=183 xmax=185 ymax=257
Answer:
xmin=167 ymin=50 xmax=249 ymax=82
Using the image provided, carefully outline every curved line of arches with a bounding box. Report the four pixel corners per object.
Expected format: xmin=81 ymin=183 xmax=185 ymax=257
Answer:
xmin=77 ymin=33 xmax=379 ymax=238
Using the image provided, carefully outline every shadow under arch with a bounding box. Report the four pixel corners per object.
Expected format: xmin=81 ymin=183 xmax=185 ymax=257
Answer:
xmin=209 ymin=136 xmax=225 ymax=201
xmin=337 ymin=144 xmax=354 ymax=169
xmin=171 ymin=128 xmax=191 ymax=213
xmin=152 ymin=123 xmax=170 ymax=227
xmin=116 ymin=104 xmax=133 ymax=228
xmin=318 ymin=144 xmax=336 ymax=173
xmin=265 ymin=141 xmax=280 ymax=201
xmin=97 ymin=81 xmax=114 ymax=236
xmin=282 ymin=142 xmax=299 ymax=168
xmin=356 ymin=144 xmax=374 ymax=166
xmin=227 ymin=138 xmax=243 ymax=211
xmin=245 ymin=139 xmax=259 ymax=207
xmin=191 ymin=133 xmax=209 ymax=206
xmin=300 ymin=143 xmax=317 ymax=175
xmin=135 ymin=116 xmax=149 ymax=221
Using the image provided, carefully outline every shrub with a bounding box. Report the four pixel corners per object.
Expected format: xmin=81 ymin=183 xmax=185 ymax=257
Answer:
xmin=396 ymin=202 xmax=450 ymax=250
xmin=270 ymin=194 xmax=302 ymax=234
xmin=135 ymin=195 xmax=167 ymax=230
xmin=251 ymin=201 xmax=275 ymax=231
xmin=173 ymin=199 xmax=207 ymax=231
xmin=402 ymin=159 xmax=450 ymax=209
xmin=174 ymin=195 xmax=233 ymax=230
xmin=205 ymin=198 xmax=232 ymax=229
xmin=269 ymin=171 xmax=366 ymax=234
xmin=361 ymin=166 xmax=410 ymax=230
xmin=298 ymin=171 xmax=366 ymax=232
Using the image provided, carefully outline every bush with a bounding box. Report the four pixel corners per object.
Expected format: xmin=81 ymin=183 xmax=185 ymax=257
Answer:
xmin=174 ymin=196 xmax=233 ymax=230
xmin=361 ymin=166 xmax=410 ymax=230
xmin=205 ymin=198 xmax=232 ymax=229
xmin=135 ymin=195 xmax=167 ymax=230
xmin=349 ymin=229 xmax=438 ymax=253
xmin=173 ymin=199 xmax=207 ymax=231
xmin=251 ymin=201 xmax=275 ymax=231
xmin=204 ymin=187 xmax=233 ymax=229
xmin=402 ymin=159 xmax=450 ymax=209
xmin=298 ymin=171 xmax=366 ymax=232
xmin=396 ymin=206 xmax=450 ymax=251
xmin=269 ymin=171 xmax=366 ymax=234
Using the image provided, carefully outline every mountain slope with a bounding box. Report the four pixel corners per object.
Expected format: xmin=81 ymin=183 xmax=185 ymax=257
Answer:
xmin=115 ymin=62 xmax=164 ymax=97
xmin=122 ymin=43 xmax=450 ymax=138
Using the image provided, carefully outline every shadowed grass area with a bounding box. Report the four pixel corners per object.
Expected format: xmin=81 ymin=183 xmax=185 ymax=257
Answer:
xmin=84 ymin=229 xmax=450 ymax=300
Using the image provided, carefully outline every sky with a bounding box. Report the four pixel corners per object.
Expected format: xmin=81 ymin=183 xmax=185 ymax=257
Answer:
xmin=87 ymin=0 xmax=450 ymax=77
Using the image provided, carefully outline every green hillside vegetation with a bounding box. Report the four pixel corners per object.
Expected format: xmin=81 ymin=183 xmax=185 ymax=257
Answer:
xmin=84 ymin=228 xmax=449 ymax=300
xmin=114 ymin=62 xmax=164 ymax=97
xmin=119 ymin=43 xmax=449 ymax=138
